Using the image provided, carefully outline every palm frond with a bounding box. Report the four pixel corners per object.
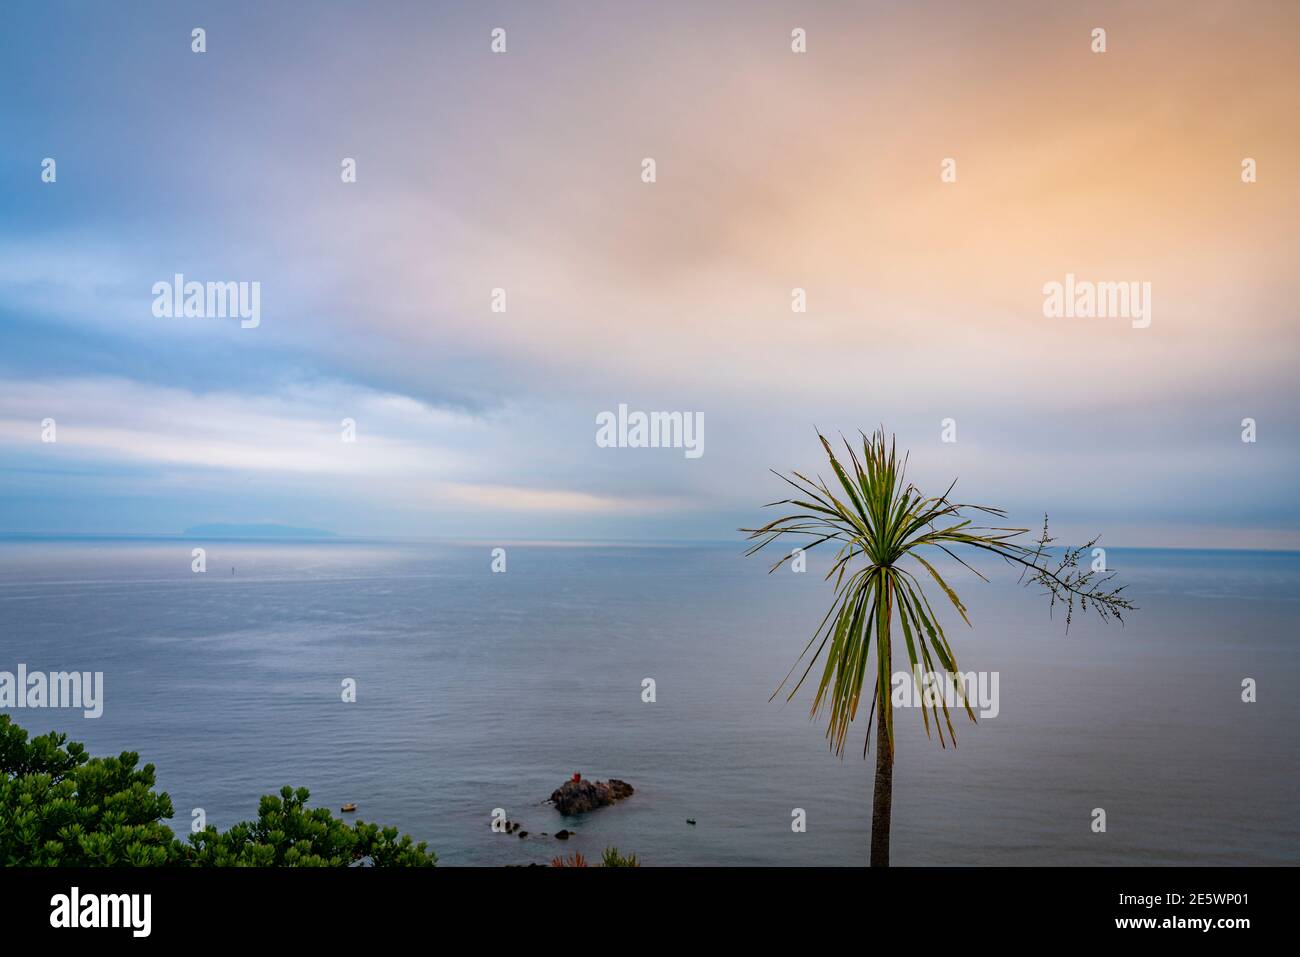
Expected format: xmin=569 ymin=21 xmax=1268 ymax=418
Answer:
xmin=741 ymin=428 xmax=1136 ymax=759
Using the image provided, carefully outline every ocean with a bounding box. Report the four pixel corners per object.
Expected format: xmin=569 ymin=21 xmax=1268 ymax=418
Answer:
xmin=1 ymin=538 xmax=1296 ymax=866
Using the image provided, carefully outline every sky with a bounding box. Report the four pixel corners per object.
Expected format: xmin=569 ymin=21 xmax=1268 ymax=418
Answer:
xmin=1 ymin=0 xmax=1298 ymax=546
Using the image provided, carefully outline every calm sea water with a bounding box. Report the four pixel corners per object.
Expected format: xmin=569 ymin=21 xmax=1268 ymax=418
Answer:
xmin=0 ymin=538 xmax=1296 ymax=866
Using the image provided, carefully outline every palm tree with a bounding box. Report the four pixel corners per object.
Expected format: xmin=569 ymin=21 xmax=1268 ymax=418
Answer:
xmin=742 ymin=429 xmax=1134 ymax=866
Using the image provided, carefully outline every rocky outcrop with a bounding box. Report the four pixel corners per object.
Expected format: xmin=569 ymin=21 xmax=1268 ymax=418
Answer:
xmin=549 ymin=778 xmax=634 ymax=816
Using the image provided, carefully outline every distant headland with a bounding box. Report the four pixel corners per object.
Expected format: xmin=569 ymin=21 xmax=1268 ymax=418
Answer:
xmin=182 ymin=523 xmax=338 ymax=539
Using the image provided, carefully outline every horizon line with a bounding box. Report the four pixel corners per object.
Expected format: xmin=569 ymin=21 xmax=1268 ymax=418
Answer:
xmin=1 ymin=531 xmax=1299 ymax=556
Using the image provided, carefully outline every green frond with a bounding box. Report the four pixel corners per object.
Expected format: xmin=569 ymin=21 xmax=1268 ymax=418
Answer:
xmin=741 ymin=427 xmax=1134 ymax=760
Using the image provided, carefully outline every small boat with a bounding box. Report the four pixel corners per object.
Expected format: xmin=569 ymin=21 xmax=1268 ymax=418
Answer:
xmin=340 ymin=803 xmax=357 ymax=813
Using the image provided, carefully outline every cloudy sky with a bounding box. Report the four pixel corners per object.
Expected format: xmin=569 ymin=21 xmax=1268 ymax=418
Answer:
xmin=2 ymin=0 xmax=1298 ymax=545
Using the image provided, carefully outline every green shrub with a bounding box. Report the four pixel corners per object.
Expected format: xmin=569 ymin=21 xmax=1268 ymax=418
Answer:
xmin=599 ymin=845 xmax=639 ymax=867
xmin=1 ymin=715 xmax=436 ymax=867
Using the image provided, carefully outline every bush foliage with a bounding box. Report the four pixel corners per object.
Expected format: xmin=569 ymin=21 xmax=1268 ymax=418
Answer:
xmin=0 ymin=715 xmax=436 ymax=867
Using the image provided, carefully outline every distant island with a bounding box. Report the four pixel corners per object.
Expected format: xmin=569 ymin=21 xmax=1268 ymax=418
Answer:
xmin=182 ymin=523 xmax=338 ymax=539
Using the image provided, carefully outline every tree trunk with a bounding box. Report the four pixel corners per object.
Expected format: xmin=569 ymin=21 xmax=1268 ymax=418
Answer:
xmin=870 ymin=585 xmax=893 ymax=867
xmin=870 ymin=678 xmax=894 ymax=865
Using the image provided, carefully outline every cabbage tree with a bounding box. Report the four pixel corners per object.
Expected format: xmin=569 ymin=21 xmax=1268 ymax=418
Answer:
xmin=743 ymin=430 xmax=1134 ymax=865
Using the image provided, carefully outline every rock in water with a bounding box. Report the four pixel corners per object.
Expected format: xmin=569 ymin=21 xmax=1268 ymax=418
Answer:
xmin=549 ymin=777 xmax=634 ymax=816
